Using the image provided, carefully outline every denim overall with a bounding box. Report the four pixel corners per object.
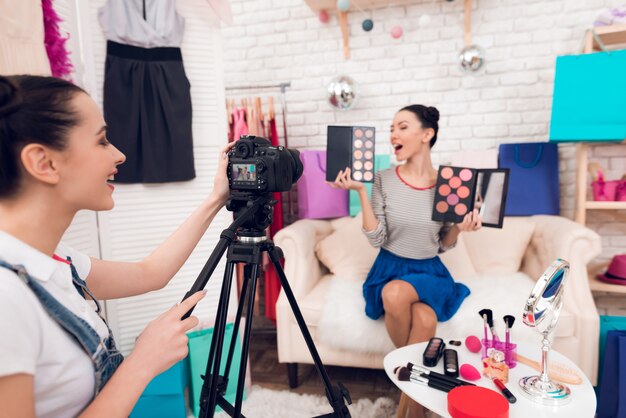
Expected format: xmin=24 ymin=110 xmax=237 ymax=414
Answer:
xmin=0 ymin=257 xmax=123 ymax=394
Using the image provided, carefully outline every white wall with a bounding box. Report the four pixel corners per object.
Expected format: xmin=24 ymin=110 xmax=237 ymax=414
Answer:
xmin=220 ymin=0 xmax=626 ymax=263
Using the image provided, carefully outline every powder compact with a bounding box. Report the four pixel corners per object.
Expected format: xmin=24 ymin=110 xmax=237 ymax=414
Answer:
xmin=432 ymin=166 xmax=510 ymax=228
xmin=326 ymin=125 xmax=376 ymax=183
xmin=423 ymin=337 xmax=446 ymax=367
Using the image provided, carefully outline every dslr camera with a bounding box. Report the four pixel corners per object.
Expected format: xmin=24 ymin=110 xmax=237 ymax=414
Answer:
xmin=227 ymin=136 xmax=302 ymax=194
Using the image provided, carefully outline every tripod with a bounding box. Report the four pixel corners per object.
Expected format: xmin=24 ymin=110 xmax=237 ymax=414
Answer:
xmin=181 ymin=194 xmax=352 ymax=418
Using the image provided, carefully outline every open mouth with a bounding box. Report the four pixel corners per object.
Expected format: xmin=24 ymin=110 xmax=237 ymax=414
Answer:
xmin=393 ymin=144 xmax=403 ymax=152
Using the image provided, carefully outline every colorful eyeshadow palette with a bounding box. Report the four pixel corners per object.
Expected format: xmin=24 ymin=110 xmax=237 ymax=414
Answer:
xmin=432 ymin=166 xmax=510 ymax=228
xmin=326 ymin=125 xmax=376 ymax=183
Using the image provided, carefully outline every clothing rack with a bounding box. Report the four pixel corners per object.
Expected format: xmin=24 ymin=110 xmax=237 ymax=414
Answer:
xmin=225 ymin=81 xmax=295 ymax=222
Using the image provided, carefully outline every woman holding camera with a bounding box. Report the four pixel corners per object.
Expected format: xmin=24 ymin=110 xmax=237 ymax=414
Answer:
xmin=330 ymin=105 xmax=481 ymax=418
xmin=0 ymin=75 xmax=233 ymax=417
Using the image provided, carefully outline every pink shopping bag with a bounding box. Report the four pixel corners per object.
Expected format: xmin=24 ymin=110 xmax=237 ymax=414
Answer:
xmin=297 ymin=150 xmax=349 ymax=219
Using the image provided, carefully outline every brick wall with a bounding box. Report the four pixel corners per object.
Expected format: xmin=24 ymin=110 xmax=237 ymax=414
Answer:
xmin=220 ymin=0 xmax=626 ymax=308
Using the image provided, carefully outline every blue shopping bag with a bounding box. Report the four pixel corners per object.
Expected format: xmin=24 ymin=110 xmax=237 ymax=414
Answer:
xmin=498 ymin=142 xmax=560 ymax=216
xmin=550 ymin=50 xmax=626 ymax=142
xmin=597 ymin=330 xmax=626 ymax=418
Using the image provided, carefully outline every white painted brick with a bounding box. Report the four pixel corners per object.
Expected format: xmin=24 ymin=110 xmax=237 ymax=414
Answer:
xmin=222 ymin=0 xmax=624 ymax=256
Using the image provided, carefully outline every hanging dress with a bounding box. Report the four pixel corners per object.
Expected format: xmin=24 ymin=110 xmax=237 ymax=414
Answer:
xmin=0 ymin=0 xmax=51 ymax=75
xmin=99 ymin=0 xmax=195 ymax=183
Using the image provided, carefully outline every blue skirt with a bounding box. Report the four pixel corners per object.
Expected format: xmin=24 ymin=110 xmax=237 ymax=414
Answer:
xmin=363 ymin=248 xmax=470 ymax=322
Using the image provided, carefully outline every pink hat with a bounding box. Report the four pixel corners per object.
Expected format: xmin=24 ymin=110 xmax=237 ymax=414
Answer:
xmin=597 ymin=254 xmax=626 ymax=285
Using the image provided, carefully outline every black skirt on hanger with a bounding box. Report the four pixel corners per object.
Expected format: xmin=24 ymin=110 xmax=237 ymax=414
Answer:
xmin=103 ymin=41 xmax=195 ymax=183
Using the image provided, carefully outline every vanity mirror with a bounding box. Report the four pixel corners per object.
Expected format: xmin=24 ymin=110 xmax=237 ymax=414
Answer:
xmin=520 ymin=259 xmax=571 ymax=405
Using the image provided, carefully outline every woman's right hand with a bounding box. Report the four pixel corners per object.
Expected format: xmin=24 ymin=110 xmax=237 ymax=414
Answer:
xmin=327 ymin=167 xmax=366 ymax=192
xmin=127 ymin=291 xmax=206 ymax=378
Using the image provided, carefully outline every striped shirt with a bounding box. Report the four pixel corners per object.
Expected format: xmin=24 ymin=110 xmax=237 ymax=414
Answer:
xmin=362 ymin=167 xmax=456 ymax=259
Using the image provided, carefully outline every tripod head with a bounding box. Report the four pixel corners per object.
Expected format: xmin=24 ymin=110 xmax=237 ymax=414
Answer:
xmin=225 ymin=192 xmax=277 ymax=238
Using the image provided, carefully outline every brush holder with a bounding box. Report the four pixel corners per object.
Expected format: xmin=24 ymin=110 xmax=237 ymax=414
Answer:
xmin=480 ymin=338 xmax=493 ymax=359
xmin=493 ymin=340 xmax=517 ymax=369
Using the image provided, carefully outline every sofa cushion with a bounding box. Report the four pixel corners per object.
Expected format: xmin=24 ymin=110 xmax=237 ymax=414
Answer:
xmin=315 ymin=214 xmax=378 ymax=281
xmin=438 ymin=235 xmax=477 ymax=279
xmin=461 ymin=217 xmax=535 ymax=275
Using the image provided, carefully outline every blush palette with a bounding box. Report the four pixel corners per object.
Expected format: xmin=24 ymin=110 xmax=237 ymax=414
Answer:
xmin=432 ymin=166 xmax=478 ymax=224
xmin=432 ymin=166 xmax=510 ymax=228
xmin=326 ymin=125 xmax=376 ymax=183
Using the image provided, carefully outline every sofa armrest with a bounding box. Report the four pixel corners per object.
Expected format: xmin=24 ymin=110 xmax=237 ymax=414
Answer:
xmin=274 ymin=219 xmax=334 ymax=300
xmin=523 ymin=215 xmax=601 ymax=291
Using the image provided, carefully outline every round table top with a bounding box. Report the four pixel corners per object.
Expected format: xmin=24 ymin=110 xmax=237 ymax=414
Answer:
xmin=383 ymin=341 xmax=596 ymax=418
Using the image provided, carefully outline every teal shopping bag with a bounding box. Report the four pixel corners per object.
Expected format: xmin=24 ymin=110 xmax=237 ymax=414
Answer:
xmin=550 ymin=49 xmax=626 ymax=142
xmin=349 ymin=154 xmax=391 ymax=216
xmin=187 ymin=323 xmax=245 ymax=416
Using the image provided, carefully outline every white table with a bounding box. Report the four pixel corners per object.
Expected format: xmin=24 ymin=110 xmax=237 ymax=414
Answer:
xmin=384 ymin=341 xmax=596 ymax=418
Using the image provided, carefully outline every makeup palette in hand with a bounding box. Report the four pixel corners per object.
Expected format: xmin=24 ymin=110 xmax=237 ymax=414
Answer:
xmin=326 ymin=125 xmax=376 ymax=183
xmin=432 ymin=165 xmax=510 ymax=228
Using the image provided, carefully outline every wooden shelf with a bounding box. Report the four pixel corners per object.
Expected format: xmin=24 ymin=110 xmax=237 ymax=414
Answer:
xmin=304 ymin=0 xmax=420 ymax=13
xmin=587 ymin=24 xmax=626 ymax=52
xmin=589 ymin=274 xmax=626 ymax=295
xmin=588 ymin=261 xmax=626 ymax=295
xmin=586 ymin=201 xmax=626 ymax=210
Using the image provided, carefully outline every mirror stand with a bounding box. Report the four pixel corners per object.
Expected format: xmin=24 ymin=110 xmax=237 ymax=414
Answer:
xmin=519 ymin=330 xmax=571 ymax=405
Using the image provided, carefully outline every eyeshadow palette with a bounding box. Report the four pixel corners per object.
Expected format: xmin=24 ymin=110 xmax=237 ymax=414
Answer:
xmin=432 ymin=166 xmax=510 ymax=228
xmin=326 ymin=125 xmax=376 ymax=183
xmin=422 ymin=337 xmax=446 ymax=367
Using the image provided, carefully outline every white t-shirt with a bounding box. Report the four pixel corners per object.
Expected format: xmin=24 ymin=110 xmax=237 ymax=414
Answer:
xmin=0 ymin=231 xmax=110 ymax=418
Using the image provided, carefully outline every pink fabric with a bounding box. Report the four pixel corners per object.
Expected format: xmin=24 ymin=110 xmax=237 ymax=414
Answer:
xmin=232 ymin=108 xmax=248 ymax=142
xmin=42 ymin=0 xmax=73 ymax=80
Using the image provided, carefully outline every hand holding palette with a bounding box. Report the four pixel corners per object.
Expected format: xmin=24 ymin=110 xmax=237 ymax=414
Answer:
xmin=326 ymin=125 xmax=376 ymax=183
xmin=432 ymin=165 xmax=510 ymax=228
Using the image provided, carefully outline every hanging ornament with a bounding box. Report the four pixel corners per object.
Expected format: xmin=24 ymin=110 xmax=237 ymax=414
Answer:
xmin=337 ymin=0 xmax=350 ymax=12
xmin=362 ymin=18 xmax=374 ymax=32
xmin=327 ymin=75 xmax=359 ymax=111
xmin=391 ymin=25 xmax=403 ymax=39
xmin=418 ymin=14 xmax=431 ymax=27
xmin=459 ymin=0 xmax=485 ymax=72
xmin=319 ymin=10 xmax=330 ymax=23
xmin=459 ymin=45 xmax=485 ymax=72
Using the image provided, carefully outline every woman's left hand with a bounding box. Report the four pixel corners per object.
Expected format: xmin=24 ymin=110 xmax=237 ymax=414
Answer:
xmin=210 ymin=142 xmax=237 ymax=205
xmin=457 ymin=209 xmax=482 ymax=232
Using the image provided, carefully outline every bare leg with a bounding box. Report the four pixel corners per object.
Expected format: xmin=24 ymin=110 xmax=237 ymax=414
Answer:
xmin=381 ymin=280 xmax=419 ymax=348
xmin=406 ymin=303 xmax=438 ymax=418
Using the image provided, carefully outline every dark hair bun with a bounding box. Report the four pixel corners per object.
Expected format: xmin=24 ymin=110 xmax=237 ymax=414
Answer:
xmin=0 ymin=76 xmax=22 ymax=118
xmin=424 ymin=106 xmax=440 ymax=123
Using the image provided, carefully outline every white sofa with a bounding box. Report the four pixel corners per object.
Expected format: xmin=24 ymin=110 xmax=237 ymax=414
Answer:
xmin=274 ymin=215 xmax=602 ymax=387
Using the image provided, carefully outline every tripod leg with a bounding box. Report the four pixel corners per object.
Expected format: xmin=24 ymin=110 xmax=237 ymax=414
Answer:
xmin=222 ymin=265 xmax=250 ymax=389
xmin=201 ymin=261 xmax=236 ymax=418
xmin=233 ymin=263 xmax=260 ymax=417
xmin=267 ymin=246 xmax=352 ymax=418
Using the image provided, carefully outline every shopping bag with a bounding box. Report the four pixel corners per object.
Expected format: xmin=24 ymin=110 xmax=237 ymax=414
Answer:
xmin=498 ymin=142 xmax=560 ymax=216
xmin=297 ymin=150 xmax=349 ymax=219
xmin=550 ymin=49 xmax=626 ymax=142
xmin=349 ymin=154 xmax=391 ymax=216
xmin=596 ymin=330 xmax=626 ymax=418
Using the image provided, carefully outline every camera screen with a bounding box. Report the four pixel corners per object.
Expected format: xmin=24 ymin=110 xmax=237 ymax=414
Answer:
xmin=232 ymin=163 xmax=256 ymax=182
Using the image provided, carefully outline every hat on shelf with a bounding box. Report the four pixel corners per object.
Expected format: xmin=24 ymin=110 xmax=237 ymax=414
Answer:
xmin=597 ymin=254 xmax=626 ymax=285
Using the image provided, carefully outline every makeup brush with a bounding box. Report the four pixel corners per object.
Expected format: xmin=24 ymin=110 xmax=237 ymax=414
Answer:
xmin=406 ymin=362 xmax=475 ymax=387
xmin=503 ymin=315 xmax=515 ymax=347
xmin=481 ymin=309 xmax=499 ymax=341
xmin=479 ymin=308 xmax=496 ymax=342
xmin=396 ymin=367 xmax=455 ymax=393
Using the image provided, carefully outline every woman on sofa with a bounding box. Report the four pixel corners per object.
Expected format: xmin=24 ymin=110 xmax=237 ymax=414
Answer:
xmin=330 ymin=104 xmax=481 ymax=418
